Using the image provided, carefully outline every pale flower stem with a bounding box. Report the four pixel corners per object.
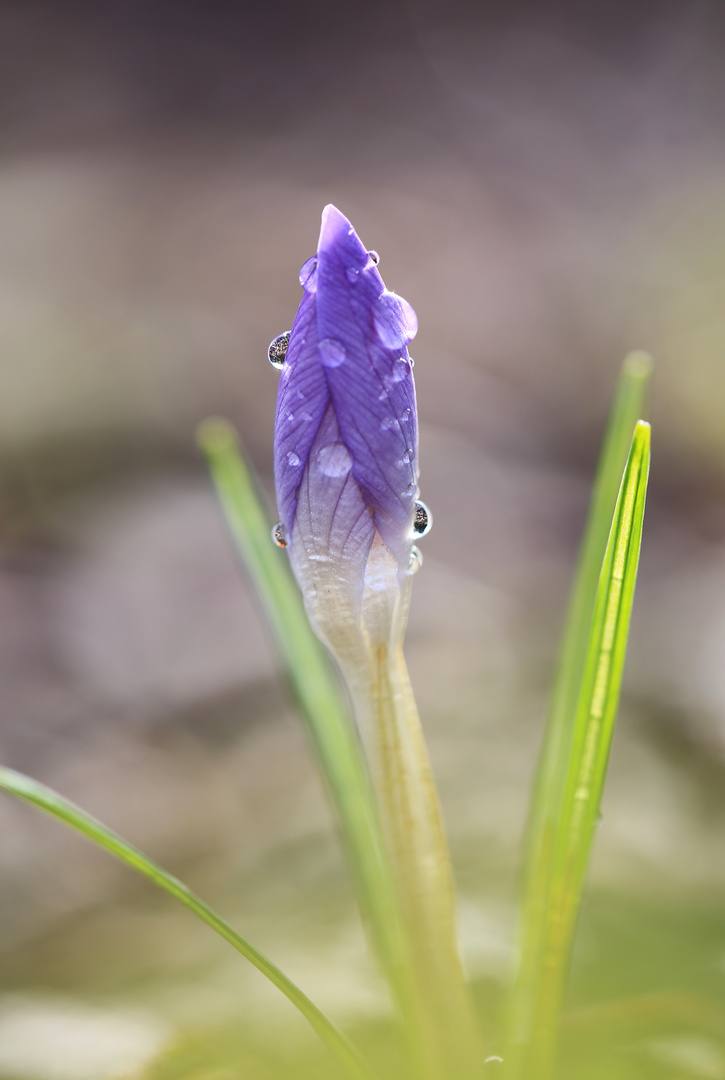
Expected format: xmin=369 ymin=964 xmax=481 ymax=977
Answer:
xmin=346 ymin=641 xmax=484 ymax=1080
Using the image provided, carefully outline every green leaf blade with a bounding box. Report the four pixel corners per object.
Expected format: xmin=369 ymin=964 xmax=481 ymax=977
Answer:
xmin=508 ymin=357 xmax=653 ymax=1065
xmin=562 ymin=419 xmax=650 ymax=879
xmin=0 ymin=766 xmax=374 ymax=1080
xmin=508 ymin=406 xmax=651 ymax=1078
xmin=535 ymin=351 xmax=653 ymax=823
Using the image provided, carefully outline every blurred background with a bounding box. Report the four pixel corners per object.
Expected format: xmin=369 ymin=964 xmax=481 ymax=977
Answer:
xmin=2 ymin=1 xmax=725 ymax=1077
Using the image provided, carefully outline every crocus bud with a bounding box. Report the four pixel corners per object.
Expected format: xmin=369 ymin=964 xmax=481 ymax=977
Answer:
xmin=272 ymin=208 xmax=482 ymax=1077
xmin=273 ymin=205 xmax=421 ymax=668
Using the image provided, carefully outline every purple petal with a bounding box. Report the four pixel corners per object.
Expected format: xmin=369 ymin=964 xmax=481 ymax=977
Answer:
xmin=315 ymin=205 xmax=418 ymax=567
xmin=273 ymin=204 xmax=420 ymax=629
xmin=274 ymin=290 xmax=327 ymax=539
xmin=292 ymin=401 xmax=377 ymax=620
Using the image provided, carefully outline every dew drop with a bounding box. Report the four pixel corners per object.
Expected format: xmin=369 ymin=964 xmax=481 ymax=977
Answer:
xmin=380 ymin=417 xmax=398 ymax=431
xmin=300 ymin=411 xmax=313 ymax=422
xmin=367 ymin=249 xmax=380 ymax=265
xmin=408 ymin=546 xmax=423 ymax=574
xmin=268 ymin=331 xmax=291 ymax=369
xmin=391 ymin=358 xmax=409 ymax=383
xmin=401 ymin=449 xmax=413 ymax=465
xmin=299 ymin=256 xmax=318 ymax=293
xmin=287 ymin=451 xmax=301 ymax=467
xmin=484 ymin=1057 xmax=504 ymax=1068
xmin=317 ymin=441 xmax=352 ymax=478
xmin=413 ymin=500 xmax=432 ymax=536
xmin=373 ymin=291 xmax=418 ymax=350
xmin=272 ymin=522 xmax=287 ymax=548
xmin=346 ymin=267 xmax=359 ymax=283
xmin=404 ymin=482 xmax=418 ymax=499
xmin=401 ymin=408 xmax=411 ymax=422
xmin=319 ymin=337 xmax=347 ymax=368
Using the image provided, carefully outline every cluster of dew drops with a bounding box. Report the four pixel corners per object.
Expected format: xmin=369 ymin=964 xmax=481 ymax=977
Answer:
xmin=267 ymin=251 xmax=432 ymax=575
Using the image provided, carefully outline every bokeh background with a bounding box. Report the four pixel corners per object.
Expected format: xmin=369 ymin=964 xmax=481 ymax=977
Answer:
xmin=2 ymin=1 xmax=725 ymax=1077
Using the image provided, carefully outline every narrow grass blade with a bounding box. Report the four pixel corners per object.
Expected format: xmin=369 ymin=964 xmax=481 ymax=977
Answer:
xmin=507 ymin=354 xmax=653 ymax=1064
xmin=540 ymin=352 xmax=653 ymax=802
xmin=0 ymin=766 xmax=375 ymax=1080
xmin=509 ymin=420 xmax=651 ymax=1078
xmin=197 ymin=421 xmax=407 ymax=1007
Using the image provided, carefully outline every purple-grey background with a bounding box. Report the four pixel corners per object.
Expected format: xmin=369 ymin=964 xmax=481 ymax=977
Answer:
xmin=2 ymin=3 xmax=725 ymax=1076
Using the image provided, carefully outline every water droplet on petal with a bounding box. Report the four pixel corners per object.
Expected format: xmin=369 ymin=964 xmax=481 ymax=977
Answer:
xmin=367 ymin=249 xmax=380 ymax=265
xmin=319 ymin=338 xmax=347 ymax=368
xmin=299 ymin=256 xmax=318 ymax=292
xmin=346 ymin=267 xmax=359 ymax=283
xmin=380 ymin=417 xmax=398 ymax=431
xmin=300 ymin=411 xmax=312 ymax=422
xmin=408 ymin=546 xmax=423 ymax=574
xmin=413 ymin=500 xmax=432 ymax=536
xmin=272 ymin=522 xmax=287 ymax=548
xmin=404 ymin=482 xmax=418 ymax=499
xmin=287 ymin=451 xmax=300 ymax=467
xmin=401 ymin=449 xmax=413 ymax=465
xmin=391 ymin=358 xmax=409 ymax=383
xmin=401 ymin=408 xmax=411 ymax=422
xmin=268 ymin=331 xmax=291 ymax=369
xmin=373 ymin=291 xmax=418 ymax=350
xmin=484 ymin=1057 xmax=504 ymax=1068
xmin=317 ymin=441 xmax=352 ymax=478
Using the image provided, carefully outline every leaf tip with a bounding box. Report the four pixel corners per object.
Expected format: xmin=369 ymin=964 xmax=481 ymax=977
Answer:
xmin=633 ymin=417 xmax=651 ymax=444
xmin=196 ymin=417 xmax=239 ymax=456
xmin=622 ymin=350 xmax=654 ymax=383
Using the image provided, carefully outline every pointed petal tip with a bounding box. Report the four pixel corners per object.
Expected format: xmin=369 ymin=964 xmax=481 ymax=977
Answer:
xmin=320 ymin=202 xmax=347 ymax=225
xmin=318 ymin=203 xmax=356 ymax=252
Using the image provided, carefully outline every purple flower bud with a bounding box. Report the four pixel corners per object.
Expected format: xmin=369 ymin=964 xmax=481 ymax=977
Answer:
xmin=273 ymin=205 xmax=421 ymax=656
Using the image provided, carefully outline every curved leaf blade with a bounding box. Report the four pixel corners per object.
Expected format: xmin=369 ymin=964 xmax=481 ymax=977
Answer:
xmin=0 ymin=765 xmax=375 ymax=1080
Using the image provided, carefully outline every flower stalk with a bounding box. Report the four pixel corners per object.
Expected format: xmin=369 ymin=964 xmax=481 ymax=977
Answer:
xmin=359 ymin=640 xmax=483 ymax=1079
